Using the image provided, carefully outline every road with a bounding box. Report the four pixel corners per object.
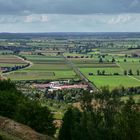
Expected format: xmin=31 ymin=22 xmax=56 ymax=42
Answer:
xmin=62 ymin=55 xmax=98 ymax=91
xmin=1 ymin=55 xmax=33 ymax=77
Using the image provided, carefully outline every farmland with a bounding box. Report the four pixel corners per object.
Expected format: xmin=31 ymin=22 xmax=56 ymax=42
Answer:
xmin=0 ymin=55 xmax=27 ymax=74
xmin=65 ymin=52 xmax=140 ymax=89
xmin=0 ymin=32 xmax=140 ymax=90
xmin=5 ymin=54 xmax=77 ymax=81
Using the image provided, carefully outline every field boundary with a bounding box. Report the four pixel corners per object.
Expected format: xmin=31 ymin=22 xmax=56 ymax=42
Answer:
xmin=116 ymin=62 xmax=140 ymax=82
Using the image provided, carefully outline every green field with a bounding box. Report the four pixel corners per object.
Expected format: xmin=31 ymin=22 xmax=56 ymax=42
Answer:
xmin=65 ymin=53 xmax=140 ymax=89
xmin=82 ymin=74 xmax=140 ymax=89
xmin=1 ymin=52 xmax=140 ymax=89
xmin=6 ymin=54 xmax=77 ymax=81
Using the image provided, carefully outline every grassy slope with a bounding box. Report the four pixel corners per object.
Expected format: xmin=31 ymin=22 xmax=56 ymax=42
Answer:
xmin=0 ymin=116 xmax=54 ymax=140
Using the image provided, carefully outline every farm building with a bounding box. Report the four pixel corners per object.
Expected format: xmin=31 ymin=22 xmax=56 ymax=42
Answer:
xmin=32 ymin=81 xmax=88 ymax=91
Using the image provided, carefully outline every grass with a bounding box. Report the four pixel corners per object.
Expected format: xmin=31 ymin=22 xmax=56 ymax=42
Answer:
xmin=77 ymin=63 xmax=118 ymax=68
xmin=119 ymin=62 xmax=140 ymax=73
xmin=80 ymin=67 xmax=122 ymax=75
xmin=88 ymin=76 xmax=140 ymax=89
xmin=7 ymin=70 xmax=77 ymax=81
xmin=26 ymin=63 xmax=71 ymax=70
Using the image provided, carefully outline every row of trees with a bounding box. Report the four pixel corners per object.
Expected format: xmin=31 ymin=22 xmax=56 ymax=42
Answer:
xmin=59 ymin=87 xmax=140 ymax=140
xmin=124 ymin=69 xmax=140 ymax=76
xmin=99 ymin=57 xmax=115 ymax=63
xmin=94 ymin=69 xmax=140 ymax=76
xmin=67 ymin=55 xmax=93 ymax=59
xmin=2 ymin=63 xmax=30 ymax=73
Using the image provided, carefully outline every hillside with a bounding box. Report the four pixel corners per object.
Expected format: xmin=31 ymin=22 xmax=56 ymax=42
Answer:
xmin=0 ymin=116 xmax=54 ymax=140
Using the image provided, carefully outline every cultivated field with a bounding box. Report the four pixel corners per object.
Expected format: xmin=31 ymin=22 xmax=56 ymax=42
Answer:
xmin=6 ymin=54 xmax=77 ymax=81
xmin=66 ymin=53 xmax=140 ymax=89
xmin=0 ymin=55 xmax=27 ymax=74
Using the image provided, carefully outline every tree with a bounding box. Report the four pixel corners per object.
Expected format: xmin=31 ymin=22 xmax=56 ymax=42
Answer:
xmin=137 ymin=70 xmax=140 ymax=76
xmin=116 ymin=97 xmax=140 ymax=140
xmin=124 ymin=70 xmax=127 ymax=75
xmin=125 ymin=54 xmax=128 ymax=58
xmin=99 ymin=57 xmax=103 ymax=63
xmin=102 ymin=70 xmax=105 ymax=75
xmin=112 ymin=57 xmax=115 ymax=63
xmin=0 ymin=80 xmax=56 ymax=136
xmin=15 ymin=101 xmax=56 ymax=136
xmin=59 ymin=108 xmax=81 ymax=140
xmin=59 ymin=87 xmax=140 ymax=140
xmin=124 ymin=59 xmax=127 ymax=62
xmin=128 ymin=69 xmax=133 ymax=75
xmin=0 ymin=136 xmax=4 ymax=140
xmin=97 ymin=70 xmax=100 ymax=75
xmin=0 ymin=80 xmax=23 ymax=118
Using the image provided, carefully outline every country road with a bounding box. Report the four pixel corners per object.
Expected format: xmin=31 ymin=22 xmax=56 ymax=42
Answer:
xmin=62 ymin=54 xmax=98 ymax=91
xmin=1 ymin=55 xmax=33 ymax=77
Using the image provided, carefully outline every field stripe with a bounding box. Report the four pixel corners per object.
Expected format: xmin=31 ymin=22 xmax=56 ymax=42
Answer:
xmin=116 ymin=62 xmax=140 ymax=82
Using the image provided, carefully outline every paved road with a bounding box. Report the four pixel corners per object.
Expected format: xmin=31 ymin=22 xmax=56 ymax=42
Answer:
xmin=62 ymin=55 xmax=98 ymax=91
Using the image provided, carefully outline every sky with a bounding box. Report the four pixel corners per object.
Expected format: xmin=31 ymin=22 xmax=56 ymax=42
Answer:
xmin=0 ymin=0 xmax=140 ymax=32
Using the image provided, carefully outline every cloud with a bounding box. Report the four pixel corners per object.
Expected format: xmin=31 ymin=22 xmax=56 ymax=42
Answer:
xmin=0 ymin=14 xmax=48 ymax=24
xmin=107 ymin=15 xmax=132 ymax=24
xmin=0 ymin=16 xmax=22 ymax=23
xmin=24 ymin=14 xmax=48 ymax=23
xmin=0 ymin=13 xmax=140 ymax=32
xmin=0 ymin=0 xmax=140 ymax=15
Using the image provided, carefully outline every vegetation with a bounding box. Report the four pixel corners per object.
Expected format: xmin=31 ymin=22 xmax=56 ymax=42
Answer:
xmin=5 ymin=54 xmax=77 ymax=81
xmin=59 ymin=87 xmax=140 ymax=140
xmin=0 ymin=33 xmax=140 ymax=139
xmin=0 ymin=80 xmax=56 ymax=136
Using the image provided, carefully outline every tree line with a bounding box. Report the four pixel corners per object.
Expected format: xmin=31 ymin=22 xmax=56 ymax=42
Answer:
xmin=59 ymin=87 xmax=140 ymax=140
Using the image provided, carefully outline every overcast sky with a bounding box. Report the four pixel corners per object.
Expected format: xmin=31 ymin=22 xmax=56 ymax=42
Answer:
xmin=0 ymin=0 xmax=140 ymax=32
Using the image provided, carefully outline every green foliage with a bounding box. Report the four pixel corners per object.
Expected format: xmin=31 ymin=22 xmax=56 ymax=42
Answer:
xmin=116 ymin=97 xmax=140 ymax=140
xmin=15 ymin=101 xmax=56 ymax=135
xmin=137 ymin=70 xmax=140 ymax=76
xmin=59 ymin=87 xmax=140 ymax=140
xmin=124 ymin=70 xmax=127 ymax=75
xmin=0 ymin=136 xmax=3 ymax=140
xmin=58 ymin=108 xmax=81 ymax=140
xmin=0 ymin=80 xmax=23 ymax=118
xmin=0 ymin=80 xmax=56 ymax=136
